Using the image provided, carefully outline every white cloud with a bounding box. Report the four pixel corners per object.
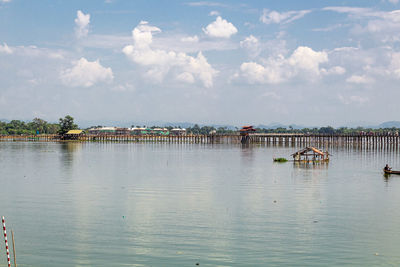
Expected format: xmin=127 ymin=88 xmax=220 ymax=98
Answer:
xmin=262 ymin=91 xmax=281 ymax=100
xmin=0 ymin=0 xmax=11 ymax=3
xmin=0 ymin=44 xmax=66 ymax=59
xmin=203 ymin=16 xmax=238 ymax=38
xmin=288 ymin=46 xmax=328 ymax=75
xmin=388 ymin=0 xmax=399 ymax=3
xmin=60 ymin=57 xmax=113 ymax=87
xmin=186 ymin=1 xmax=226 ymax=7
xmin=322 ymin=6 xmax=377 ymax=17
xmin=0 ymin=43 xmax=13 ymax=54
xmin=240 ymin=61 xmax=285 ymax=84
xmin=111 ymin=83 xmax=135 ymax=92
xmin=321 ymin=66 xmax=346 ymax=75
xmin=240 ymin=35 xmax=260 ymax=58
xmin=346 ymin=74 xmax=374 ymax=84
xmin=260 ymin=9 xmax=311 ymax=24
xmin=209 ymin=10 xmax=220 ymax=16
xmin=239 ymin=46 xmax=332 ymax=84
xmin=312 ymin=23 xmax=344 ymax=32
xmin=176 ymin=72 xmax=195 ymax=83
xmin=75 ymin=10 xmax=90 ymax=38
xmin=123 ymin=21 xmax=218 ymax=88
xmin=338 ymin=94 xmax=369 ymax=105
xmin=181 ymin=35 xmax=199 ymax=42
xmin=388 ymin=52 xmax=400 ymax=77
xmin=323 ymin=6 xmax=400 ymax=43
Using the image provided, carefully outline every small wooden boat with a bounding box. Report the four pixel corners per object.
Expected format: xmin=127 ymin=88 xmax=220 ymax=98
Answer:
xmin=383 ymin=168 xmax=400 ymax=175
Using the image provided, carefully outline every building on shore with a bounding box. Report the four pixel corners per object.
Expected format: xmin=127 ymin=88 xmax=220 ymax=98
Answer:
xmin=170 ymin=128 xmax=186 ymax=136
xmin=130 ymin=127 xmax=149 ymax=135
xmin=87 ymin=126 xmax=184 ymax=136
xmin=115 ymin=127 xmax=130 ymax=135
xmin=151 ymin=128 xmax=169 ymax=135
xmin=88 ymin=127 xmax=117 ymax=135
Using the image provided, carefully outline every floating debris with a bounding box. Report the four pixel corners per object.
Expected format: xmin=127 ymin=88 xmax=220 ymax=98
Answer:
xmin=273 ymin=158 xmax=288 ymax=162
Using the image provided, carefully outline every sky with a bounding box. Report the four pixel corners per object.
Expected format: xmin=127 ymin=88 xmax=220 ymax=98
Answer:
xmin=1 ymin=0 xmax=400 ymax=127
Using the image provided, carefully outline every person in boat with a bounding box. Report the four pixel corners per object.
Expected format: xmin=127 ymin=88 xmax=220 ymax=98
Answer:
xmin=384 ymin=164 xmax=392 ymax=171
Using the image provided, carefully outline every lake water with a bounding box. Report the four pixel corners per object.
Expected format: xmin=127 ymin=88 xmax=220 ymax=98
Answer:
xmin=1 ymin=142 xmax=400 ymax=266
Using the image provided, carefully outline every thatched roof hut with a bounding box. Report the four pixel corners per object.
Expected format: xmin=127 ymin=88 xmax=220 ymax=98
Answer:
xmin=291 ymin=147 xmax=329 ymax=162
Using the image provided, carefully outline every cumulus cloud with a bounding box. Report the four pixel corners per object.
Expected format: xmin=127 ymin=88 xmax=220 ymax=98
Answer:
xmin=203 ymin=16 xmax=238 ymax=38
xmin=75 ymin=10 xmax=90 ymax=38
xmin=122 ymin=21 xmax=218 ymax=87
xmin=239 ymin=46 xmax=333 ymax=84
xmin=260 ymin=9 xmax=311 ymax=24
xmin=0 ymin=43 xmax=13 ymax=54
xmin=240 ymin=35 xmax=260 ymax=58
xmin=0 ymin=0 xmax=12 ymax=3
xmin=240 ymin=61 xmax=284 ymax=84
xmin=346 ymin=74 xmax=374 ymax=84
xmin=288 ymin=46 xmax=328 ymax=74
xmin=176 ymin=72 xmax=195 ymax=83
xmin=60 ymin=57 xmax=113 ymax=87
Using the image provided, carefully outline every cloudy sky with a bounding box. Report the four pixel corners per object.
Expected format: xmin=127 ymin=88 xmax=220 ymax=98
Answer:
xmin=1 ymin=0 xmax=400 ymax=126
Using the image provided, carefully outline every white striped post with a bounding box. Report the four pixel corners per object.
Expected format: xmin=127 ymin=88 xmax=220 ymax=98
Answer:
xmin=2 ymin=216 xmax=11 ymax=267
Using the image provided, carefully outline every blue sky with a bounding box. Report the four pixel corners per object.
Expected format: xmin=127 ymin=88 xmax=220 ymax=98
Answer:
xmin=1 ymin=0 xmax=400 ymax=127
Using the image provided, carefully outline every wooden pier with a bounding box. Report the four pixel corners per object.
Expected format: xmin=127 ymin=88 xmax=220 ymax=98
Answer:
xmin=0 ymin=133 xmax=399 ymax=149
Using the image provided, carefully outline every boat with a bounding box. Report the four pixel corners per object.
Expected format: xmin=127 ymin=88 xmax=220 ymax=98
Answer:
xmin=383 ymin=168 xmax=400 ymax=175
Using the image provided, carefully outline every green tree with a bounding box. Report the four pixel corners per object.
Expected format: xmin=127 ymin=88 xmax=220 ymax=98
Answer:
xmin=29 ymin=118 xmax=48 ymax=134
xmin=58 ymin=115 xmax=78 ymax=135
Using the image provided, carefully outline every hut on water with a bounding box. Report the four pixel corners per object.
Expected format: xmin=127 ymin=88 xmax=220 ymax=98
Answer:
xmin=64 ymin=129 xmax=84 ymax=140
xmin=291 ymin=147 xmax=329 ymax=163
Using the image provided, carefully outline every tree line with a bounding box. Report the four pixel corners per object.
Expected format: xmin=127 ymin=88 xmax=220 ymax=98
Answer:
xmin=1 ymin=118 xmax=399 ymax=136
xmin=0 ymin=116 xmax=77 ymax=135
xmin=185 ymin=125 xmax=400 ymax=135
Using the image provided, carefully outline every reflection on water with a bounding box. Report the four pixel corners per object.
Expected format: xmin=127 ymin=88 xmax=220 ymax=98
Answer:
xmin=293 ymin=162 xmax=329 ymax=169
xmin=1 ymin=142 xmax=400 ymax=266
xmin=59 ymin=142 xmax=82 ymax=171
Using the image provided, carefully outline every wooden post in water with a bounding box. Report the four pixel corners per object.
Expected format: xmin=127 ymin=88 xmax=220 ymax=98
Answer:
xmin=11 ymin=230 xmax=16 ymax=267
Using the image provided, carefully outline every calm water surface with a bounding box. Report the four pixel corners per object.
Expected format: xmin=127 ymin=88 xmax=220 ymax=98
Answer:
xmin=1 ymin=142 xmax=400 ymax=266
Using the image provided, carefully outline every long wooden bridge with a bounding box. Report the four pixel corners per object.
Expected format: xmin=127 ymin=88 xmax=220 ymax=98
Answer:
xmin=1 ymin=133 xmax=400 ymax=148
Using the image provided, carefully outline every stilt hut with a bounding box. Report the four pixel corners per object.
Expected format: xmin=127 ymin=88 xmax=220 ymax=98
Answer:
xmin=291 ymin=147 xmax=329 ymax=163
xmin=64 ymin=129 xmax=84 ymax=140
xmin=239 ymin=126 xmax=256 ymax=144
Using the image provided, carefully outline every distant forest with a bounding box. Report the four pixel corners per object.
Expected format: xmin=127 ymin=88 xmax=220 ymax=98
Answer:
xmin=186 ymin=125 xmax=400 ymax=135
xmin=0 ymin=118 xmax=60 ymax=135
xmin=1 ymin=119 xmax=400 ymax=135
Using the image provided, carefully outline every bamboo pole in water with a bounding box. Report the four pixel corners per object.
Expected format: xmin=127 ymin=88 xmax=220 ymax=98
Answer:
xmin=11 ymin=230 xmax=16 ymax=267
